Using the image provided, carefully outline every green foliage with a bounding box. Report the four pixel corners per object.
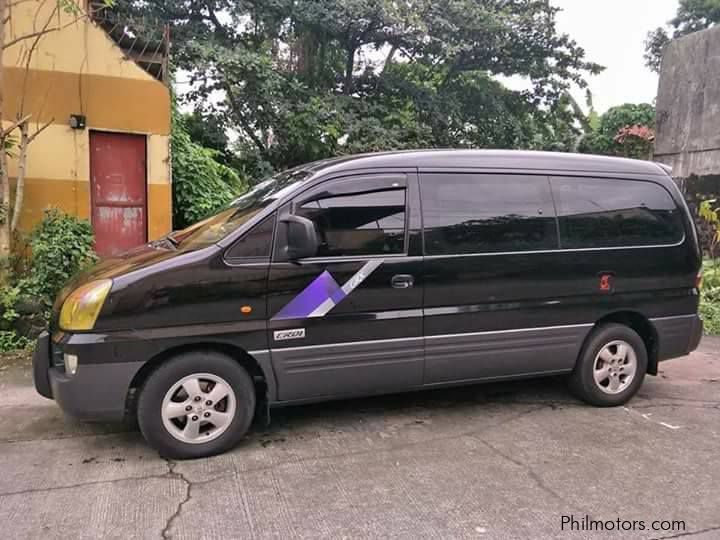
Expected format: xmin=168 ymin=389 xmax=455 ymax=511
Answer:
xmin=701 ymin=260 xmax=720 ymax=335
xmin=699 ymin=199 xmax=720 ymax=258
xmin=111 ymin=0 xmax=603 ymax=174
xmin=19 ymin=209 xmax=97 ymax=307
xmin=699 ymin=199 xmax=720 ymax=334
xmin=645 ymin=0 xmax=720 ymax=72
xmin=0 ymin=331 xmax=31 ymax=353
xmin=181 ymin=111 xmax=233 ymax=165
xmin=0 ymin=210 xmax=96 ymax=350
xmin=0 ymin=285 xmax=20 ymax=325
xmin=579 ymin=103 xmax=656 ymax=160
xmin=2 ymin=133 xmax=17 ymax=157
xmin=172 ymin=110 xmax=247 ymax=229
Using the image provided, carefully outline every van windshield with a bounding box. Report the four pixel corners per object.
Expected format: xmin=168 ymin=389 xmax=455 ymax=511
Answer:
xmin=170 ymin=168 xmax=312 ymax=250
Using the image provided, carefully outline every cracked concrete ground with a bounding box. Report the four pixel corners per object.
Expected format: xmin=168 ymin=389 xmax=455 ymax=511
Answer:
xmin=1 ymin=338 xmax=719 ymax=540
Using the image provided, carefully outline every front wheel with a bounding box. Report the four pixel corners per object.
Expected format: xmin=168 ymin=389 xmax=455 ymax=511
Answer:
xmin=568 ymin=323 xmax=648 ymax=407
xmin=137 ymin=351 xmax=256 ymax=459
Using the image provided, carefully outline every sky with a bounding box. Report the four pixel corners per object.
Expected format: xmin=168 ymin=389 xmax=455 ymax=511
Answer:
xmin=549 ymin=0 xmax=680 ymax=112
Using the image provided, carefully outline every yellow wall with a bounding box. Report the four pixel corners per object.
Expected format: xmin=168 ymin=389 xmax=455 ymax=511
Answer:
xmin=2 ymin=0 xmax=172 ymax=242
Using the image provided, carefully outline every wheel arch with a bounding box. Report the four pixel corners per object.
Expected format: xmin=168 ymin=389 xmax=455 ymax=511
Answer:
xmin=126 ymin=342 xmax=273 ymax=416
xmin=592 ymin=311 xmax=659 ymax=375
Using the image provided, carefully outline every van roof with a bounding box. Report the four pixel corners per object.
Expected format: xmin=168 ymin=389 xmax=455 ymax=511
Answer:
xmin=300 ymin=149 xmax=669 ymax=177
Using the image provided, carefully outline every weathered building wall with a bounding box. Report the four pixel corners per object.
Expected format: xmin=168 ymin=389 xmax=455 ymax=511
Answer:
xmin=2 ymin=0 xmax=172 ymax=242
xmin=655 ymin=25 xmax=720 ymax=178
xmin=655 ymin=25 xmax=720 ymax=252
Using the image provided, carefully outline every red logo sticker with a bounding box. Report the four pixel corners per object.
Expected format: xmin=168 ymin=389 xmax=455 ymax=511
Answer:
xmin=599 ymin=274 xmax=612 ymax=292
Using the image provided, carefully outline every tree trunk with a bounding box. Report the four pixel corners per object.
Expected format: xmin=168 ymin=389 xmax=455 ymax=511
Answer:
xmin=11 ymin=120 xmax=28 ymax=231
xmin=344 ymin=44 xmax=356 ymax=96
xmin=0 ymin=0 xmax=11 ymax=273
xmin=382 ymin=44 xmax=397 ymax=73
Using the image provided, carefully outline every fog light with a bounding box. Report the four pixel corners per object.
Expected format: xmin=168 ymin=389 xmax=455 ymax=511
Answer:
xmin=64 ymin=354 xmax=78 ymax=376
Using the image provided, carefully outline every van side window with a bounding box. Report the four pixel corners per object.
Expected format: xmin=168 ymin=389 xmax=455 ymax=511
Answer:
xmin=551 ymin=177 xmax=684 ymax=248
xmin=226 ymin=214 xmax=276 ymax=259
xmin=297 ymin=189 xmax=406 ymax=257
xmin=420 ymin=174 xmax=557 ymax=255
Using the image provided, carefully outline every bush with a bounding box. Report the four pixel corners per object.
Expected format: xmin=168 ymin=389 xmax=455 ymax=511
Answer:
xmin=18 ymin=208 xmax=97 ymax=308
xmin=701 ymin=260 xmax=720 ymax=335
xmin=0 ymin=330 xmax=31 ymax=352
xmin=172 ymin=112 xmax=247 ymax=229
xmin=0 ymin=209 xmax=97 ymax=351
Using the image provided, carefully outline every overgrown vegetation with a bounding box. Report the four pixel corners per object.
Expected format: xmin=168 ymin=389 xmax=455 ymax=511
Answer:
xmin=0 ymin=209 xmax=96 ymax=351
xmin=701 ymin=260 xmax=720 ymax=335
xmin=110 ymin=0 xmax=604 ymax=176
xmin=20 ymin=209 xmax=97 ymax=304
xmin=579 ymin=103 xmax=656 ymax=160
xmin=0 ymin=330 xmax=30 ymax=351
xmin=699 ymin=200 xmax=720 ymax=335
xmin=645 ymin=0 xmax=720 ymax=72
xmin=172 ymin=109 xmax=246 ymax=229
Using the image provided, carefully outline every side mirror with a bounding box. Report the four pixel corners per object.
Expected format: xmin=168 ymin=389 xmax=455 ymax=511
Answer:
xmin=281 ymin=214 xmax=319 ymax=260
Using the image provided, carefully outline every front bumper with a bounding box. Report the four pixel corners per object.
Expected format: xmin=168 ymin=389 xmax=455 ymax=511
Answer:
xmin=31 ymin=330 xmax=145 ymax=422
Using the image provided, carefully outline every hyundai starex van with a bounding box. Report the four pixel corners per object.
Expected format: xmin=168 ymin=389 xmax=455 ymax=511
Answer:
xmin=33 ymin=150 xmax=704 ymax=458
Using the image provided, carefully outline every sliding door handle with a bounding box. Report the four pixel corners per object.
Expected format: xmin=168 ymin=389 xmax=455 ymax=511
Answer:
xmin=391 ymin=274 xmax=414 ymax=289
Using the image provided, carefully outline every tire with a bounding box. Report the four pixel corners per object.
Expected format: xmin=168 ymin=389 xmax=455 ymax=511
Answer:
xmin=568 ymin=323 xmax=648 ymax=407
xmin=137 ymin=351 xmax=256 ymax=459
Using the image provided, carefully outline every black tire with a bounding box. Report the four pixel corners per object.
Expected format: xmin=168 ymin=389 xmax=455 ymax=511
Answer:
xmin=137 ymin=351 xmax=255 ymax=459
xmin=568 ymin=323 xmax=648 ymax=407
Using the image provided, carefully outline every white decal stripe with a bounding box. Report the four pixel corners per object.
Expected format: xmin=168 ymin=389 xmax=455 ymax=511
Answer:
xmin=340 ymin=259 xmax=384 ymax=296
xmin=307 ymin=297 xmax=338 ymax=318
xmin=308 ymin=259 xmax=384 ymax=318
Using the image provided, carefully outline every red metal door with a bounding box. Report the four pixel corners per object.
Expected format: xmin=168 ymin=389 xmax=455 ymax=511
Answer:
xmin=90 ymin=131 xmax=147 ymax=257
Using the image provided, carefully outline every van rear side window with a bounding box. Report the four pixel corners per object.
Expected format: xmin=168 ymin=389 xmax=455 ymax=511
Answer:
xmin=420 ymin=174 xmax=557 ymax=255
xmin=551 ymin=177 xmax=685 ymax=249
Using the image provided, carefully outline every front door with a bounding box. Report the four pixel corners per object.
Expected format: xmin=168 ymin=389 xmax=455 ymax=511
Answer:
xmin=90 ymin=131 xmax=147 ymax=257
xmin=267 ymin=172 xmax=424 ymax=401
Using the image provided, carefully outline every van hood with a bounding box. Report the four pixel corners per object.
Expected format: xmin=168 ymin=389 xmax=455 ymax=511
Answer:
xmin=53 ymin=244 xmax=183 ymax=314
xmin=80 ymin=244 xmax=181 ymax=283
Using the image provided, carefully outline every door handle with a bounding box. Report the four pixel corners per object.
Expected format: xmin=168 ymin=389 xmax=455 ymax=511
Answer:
xmin=391 ymin=274 xmax=414 ymax=289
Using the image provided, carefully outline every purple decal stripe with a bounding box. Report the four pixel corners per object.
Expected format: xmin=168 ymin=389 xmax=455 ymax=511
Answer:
xmin=272 ymin=271 xmax=342 ymax=321
xmin=272 ymin=260 xmax=384 ymax=321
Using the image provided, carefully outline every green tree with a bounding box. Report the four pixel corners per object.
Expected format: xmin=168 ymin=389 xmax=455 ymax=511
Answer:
xmin=182 ymin=110 xmax=233 ymax=165
xmin=578 ymin=103 xmax=656 ymax=160
xmin=171 ymin=109 xmax=246 ymax=229
xmin=111 ymin=0 xmax=602 ymax=174
xmin=645 ymin=0 xmax=720 ymax=72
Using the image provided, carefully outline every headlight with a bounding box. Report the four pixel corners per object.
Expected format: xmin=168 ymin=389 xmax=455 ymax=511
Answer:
xmin=59 ymin=279 xmax=112 ymax=331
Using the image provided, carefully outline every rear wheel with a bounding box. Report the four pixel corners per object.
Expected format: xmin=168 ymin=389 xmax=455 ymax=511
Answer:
xmin=137 ymin=351 xmax=255 ymax=459
xmin=569 ymin=323 xmax=647 ymax=407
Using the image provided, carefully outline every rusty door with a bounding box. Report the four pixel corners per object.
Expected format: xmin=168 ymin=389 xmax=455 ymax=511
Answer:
xmin=90 ymin=131 xmax=148 ymax=257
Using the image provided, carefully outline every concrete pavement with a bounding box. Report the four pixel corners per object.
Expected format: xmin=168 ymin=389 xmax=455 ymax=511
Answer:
xmin=1 ymin=338 xmax=719 ymax=539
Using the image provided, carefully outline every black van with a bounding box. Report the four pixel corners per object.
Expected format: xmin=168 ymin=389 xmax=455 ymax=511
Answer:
xmin=32 ymin=150 xmax=703 ymax=458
